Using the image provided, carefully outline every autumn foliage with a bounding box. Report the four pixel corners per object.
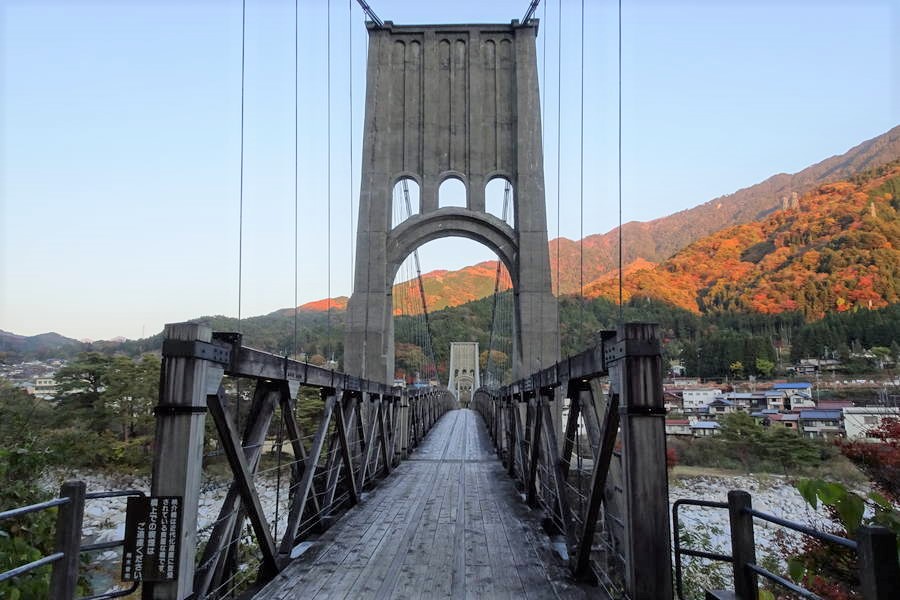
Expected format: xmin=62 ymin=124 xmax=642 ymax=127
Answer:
xmin=838 ymin=417 xmax=900 ymax=502
xmin=584 ymin=162 xmax=900 ymax=319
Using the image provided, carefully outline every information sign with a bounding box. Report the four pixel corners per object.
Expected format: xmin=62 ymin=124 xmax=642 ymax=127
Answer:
xmin=121 ymin=496 xmax=182 ymax=582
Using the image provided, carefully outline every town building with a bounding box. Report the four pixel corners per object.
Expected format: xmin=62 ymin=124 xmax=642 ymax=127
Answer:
xmin=842 ymin=407 xmax=900 ymax=440
xmin=664 ymin=419 xmax=692 ymax=436
xmin=681 ymin=388 xmax=722 ymax=412
xmin=33 ymin=377 xmax=58 ymax=399
xmin=705 ymin=398 xmax=737 ymax=418
xmin=767 ymin=382 xmax=814 ymax=411
xmin=798 ymin=409 xmax=842 ymax=439
xmin=690 ymin=421 xmax=720 ymax=436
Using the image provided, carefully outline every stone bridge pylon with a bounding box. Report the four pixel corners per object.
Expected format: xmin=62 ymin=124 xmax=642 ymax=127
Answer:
xmin=345 ymin=20 xmax=559 ymax=384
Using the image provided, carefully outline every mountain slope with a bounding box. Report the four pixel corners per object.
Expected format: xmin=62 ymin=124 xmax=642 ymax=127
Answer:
xmin=584 ymin=161 xmax=900 ymax=318
xmin=0 ymin=330 xmax=83 ymax=356
xmin=303 ymin=126 xmax=900 ymax=308
xmin=551 ymin=125 xmax=900 ymax=295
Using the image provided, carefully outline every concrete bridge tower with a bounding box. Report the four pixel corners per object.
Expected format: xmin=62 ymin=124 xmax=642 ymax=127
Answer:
xmin=345 ymin=20 xmax=559 ymax=384
xmin=447 ymin=341 xmax=481 ymax=406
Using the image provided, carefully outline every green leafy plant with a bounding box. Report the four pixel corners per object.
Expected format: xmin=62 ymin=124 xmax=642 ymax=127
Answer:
xmin=676 ymin=524 xmax=730 ymax=599
xmin=783 ymin=478 xmax=900 ymax=599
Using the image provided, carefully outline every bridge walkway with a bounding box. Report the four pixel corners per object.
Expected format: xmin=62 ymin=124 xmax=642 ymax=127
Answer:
xmin=254 ymin=408 xmax=591 ymax=599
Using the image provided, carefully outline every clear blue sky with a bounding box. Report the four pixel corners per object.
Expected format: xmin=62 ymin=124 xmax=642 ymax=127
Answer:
xmin=1 ymin=0 xmax=897 ymax=340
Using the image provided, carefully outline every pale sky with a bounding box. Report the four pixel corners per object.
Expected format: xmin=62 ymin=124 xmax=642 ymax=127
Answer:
xmin=1 ymin=0 xmax=898 ymax=340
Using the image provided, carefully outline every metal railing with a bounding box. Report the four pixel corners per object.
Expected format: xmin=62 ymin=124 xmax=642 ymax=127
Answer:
xmin=472 ymin=323 xmax=674 ymax=599
xmin=141 ymin=323 xmax=457 ymax=598
xmin=0 ymin=482 xmax=145 ymax=599
xmin=673 ymin=490 xmax=900 ymax=600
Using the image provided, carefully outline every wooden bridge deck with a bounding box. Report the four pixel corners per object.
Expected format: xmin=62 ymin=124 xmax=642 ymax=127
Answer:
xmin=254 ymin=408 xmax=591 ymax=600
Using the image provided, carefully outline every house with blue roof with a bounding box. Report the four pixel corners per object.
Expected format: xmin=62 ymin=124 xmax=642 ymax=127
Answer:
xmin=799 ymin=409 xmax=842 ymax=439
xmin=690 ymin=421 xmax=720 ymax=437
xmin=768 ymin=382 xmax=815 ymax=411
xmin=773 ymin=383 xmax=814 ymax=391
xmin=705 ymin=398 xmax=737 ymax=418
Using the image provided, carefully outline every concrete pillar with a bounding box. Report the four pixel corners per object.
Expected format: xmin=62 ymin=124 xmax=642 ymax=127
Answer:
xmin=346 ymin=21 xmax=559 ymax=384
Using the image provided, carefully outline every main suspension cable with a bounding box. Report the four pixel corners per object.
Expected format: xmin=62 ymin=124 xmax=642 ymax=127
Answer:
xmin=522 ymin=0 xmax=542 ymax=24
xmin=354 ymin=0 xmax=383 ymax=27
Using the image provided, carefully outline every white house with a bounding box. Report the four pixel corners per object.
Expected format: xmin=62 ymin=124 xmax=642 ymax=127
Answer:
xmin=681 ymin=388 xmax=722 ymax=412
xmin=842 ymin=407 xmax=900 ymax=441
xmin=33 ymin=377 xmax=58 ymax=400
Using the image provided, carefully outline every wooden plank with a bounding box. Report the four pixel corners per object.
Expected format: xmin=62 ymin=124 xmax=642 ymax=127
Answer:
xmin=378 ymin=398 xmax=393 ymax=476
xmin=226 ymin=342 xmax=398 ymax=396
xmin=195 ymin=382 xmax=278 ymax=596
xmin=526 ymin=397 xmax=542 ymax=507
xmin=277 ymin=383 xmax=322 ymax=518
xmin=572 ymin=387 xmax=620 ymax=578
xmin=323 ymin=390 xmax=357 ymax=508
xmin=506 ymin=402 xmax=519 ymax=477
xmin=559 ymin=386 xmax=582 ymax=480
xmin=207 ymin=386 xmax=278 ymax=577
xmin=278 ymin=392 xmax=336 ymax=561
xmin=512 ymin=401 xmax=527 ymax=485
xmin=540 ymin=397 xmax=574 ymax=546
xmin=253 ymin=408 xmax=602 ymax=600
xmin=579 ymin=384 xmax=604 ymax=461
xmin=355 ymin=396 xmax=369 ymax=483
xmin=358 ymin=398 xmax=380 ymax=489
xmin=335 ymin=392 xmax=360 ymax=505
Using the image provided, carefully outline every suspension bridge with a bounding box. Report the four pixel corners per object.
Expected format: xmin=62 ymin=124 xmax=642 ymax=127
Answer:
xmin=2 ymin=2 xmax=898 ymax=600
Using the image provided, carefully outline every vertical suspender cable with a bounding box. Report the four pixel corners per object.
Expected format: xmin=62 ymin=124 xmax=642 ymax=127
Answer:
xmin=360 ymin=17 xmax=371 ymax=380
xmin=538 ymin=0 xmax=548 ymax=369
xmin=236 ymin=0 xmax=247 ymax=434
xmin=542 ymin=0 xmax=547 ymax=145
xmin=293 ymin=0 xmax=299 ymax=358
xmin=485 ymin=182 xmax=512 ymax=387
xmin=579 ymin=0 xmax=584 ymax=322
xmin=618 ymin=0 xmax=623 ymax=324
xmin=238 ymin=0 xmax=246 ymax=330
xmin=326 ymin=0 xmax=333 ymax=360
xmin=401 ymin=181 xmax=437 ymax=384
xmin=279 ymin=0 xmax=299 ymax=549
xmin=349 ymin=0 xmax=355 ymax=295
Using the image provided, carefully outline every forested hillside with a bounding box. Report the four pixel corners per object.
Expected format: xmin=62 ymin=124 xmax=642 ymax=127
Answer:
xmin=585 ymin=161 xmax=900 ymax=318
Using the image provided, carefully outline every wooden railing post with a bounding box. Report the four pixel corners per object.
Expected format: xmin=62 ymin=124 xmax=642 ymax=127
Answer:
xmin=143 ymin=322 xmax=220 ymax=600
xmin=727 ymin=490 xmax=758 ymax=600
xmin=857 ymin=526 xmax=899 ymax=600
xmin=617 ymin=323 xmax=673 ymax=600
xmin=49 ymin=480 xmax=86 ymax=600
xmin=525 ymin=393 xmax=542 ymax=508
xmin=506 ymin=397 xmax=517 ymax=477
xmin=399 ymin=392 xmax=409 ymax=458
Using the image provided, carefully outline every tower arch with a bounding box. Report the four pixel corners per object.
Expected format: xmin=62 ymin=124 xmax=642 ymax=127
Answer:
xmin=346 ymin=21 xmax=558 ymax=383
